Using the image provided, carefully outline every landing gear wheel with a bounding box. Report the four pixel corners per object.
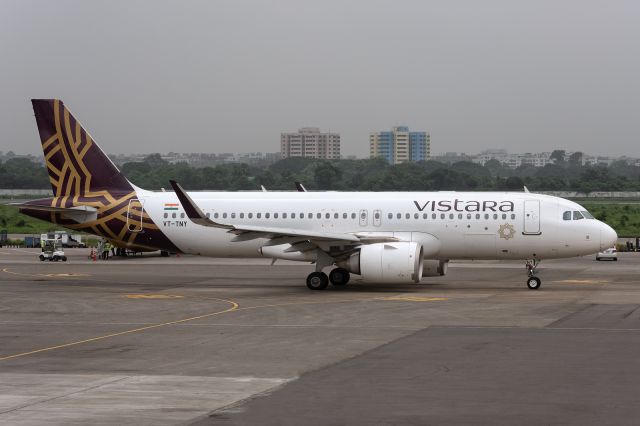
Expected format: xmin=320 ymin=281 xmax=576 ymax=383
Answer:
xmin=526 ymin=276 xmax=541 ymax=290
xmin=329 ymin=268 xmax=350 ymax=286
xmin=306 ymin=272 xmax=329 ymax=290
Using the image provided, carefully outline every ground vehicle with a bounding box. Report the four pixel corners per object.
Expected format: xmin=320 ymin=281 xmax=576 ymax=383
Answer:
xmin=596 ymin=247 xmax=617 ymax=261
xmin=39 ymin=239 xmax=67 ymax=262
xmin=40 ymin=232 xmax=84 ymax=248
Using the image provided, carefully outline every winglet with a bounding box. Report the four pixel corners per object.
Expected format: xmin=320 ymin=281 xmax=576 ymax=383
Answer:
xmin=295 ymin=182 xmax=307 ymax=192
xmin=168 ymin=180 xmax=232 ymax=229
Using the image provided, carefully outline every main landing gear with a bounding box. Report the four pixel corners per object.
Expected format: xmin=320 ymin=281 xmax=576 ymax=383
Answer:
xmin=525 ymin=259 xmax=541 ymax=290
xmin=306 ymin=268 xmax=351 ymax=290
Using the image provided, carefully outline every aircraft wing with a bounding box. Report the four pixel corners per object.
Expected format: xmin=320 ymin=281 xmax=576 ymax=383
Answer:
xmin=169 ymin=180 xmax=385 ymax=246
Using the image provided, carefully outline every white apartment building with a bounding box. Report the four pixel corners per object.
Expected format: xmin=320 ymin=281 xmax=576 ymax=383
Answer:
xmin=280 ymin=128 xmax=341 ymax=160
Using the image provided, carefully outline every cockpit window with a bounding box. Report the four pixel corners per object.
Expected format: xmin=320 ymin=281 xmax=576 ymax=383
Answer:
xmin=581 ymin=210 xmax=594 ymax=219
xmin=563 ymin=211 xmax=571 ymax=221
xmin=573 ymin=211 xmax=584 ymax=220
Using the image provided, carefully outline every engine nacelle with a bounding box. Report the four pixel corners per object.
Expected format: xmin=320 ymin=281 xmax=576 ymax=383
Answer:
xmin=422 ymin=259 xmax=448 ymax=277
xmin=337 ymin=242 xmax=423 ymax=284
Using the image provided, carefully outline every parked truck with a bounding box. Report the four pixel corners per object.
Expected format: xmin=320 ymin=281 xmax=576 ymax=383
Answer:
xmin=40 ymin=231 xmax=85 ymax=248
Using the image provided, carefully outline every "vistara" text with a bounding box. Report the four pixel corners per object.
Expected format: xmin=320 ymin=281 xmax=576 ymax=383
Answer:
xmin=413 ymin=199 xmax=514 ymax=212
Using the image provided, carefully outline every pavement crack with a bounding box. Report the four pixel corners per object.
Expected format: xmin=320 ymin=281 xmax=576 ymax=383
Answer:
xmin=0 ymin=376 xmax=130 ymax=416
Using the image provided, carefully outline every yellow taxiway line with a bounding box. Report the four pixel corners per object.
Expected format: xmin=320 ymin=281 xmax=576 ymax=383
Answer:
xmin=0 ymin=298 xmax=239 ymax=362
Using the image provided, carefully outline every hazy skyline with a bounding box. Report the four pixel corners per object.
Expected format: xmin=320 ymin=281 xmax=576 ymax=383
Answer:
xmin=1 ymin=0 xmax=638 ymax=158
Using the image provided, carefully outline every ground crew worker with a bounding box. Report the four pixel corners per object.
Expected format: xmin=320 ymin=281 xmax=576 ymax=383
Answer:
xmin=102 ymin=242 xmax=110 ymax=260
xmin=40 ymin=238 xmax=45 ymax=252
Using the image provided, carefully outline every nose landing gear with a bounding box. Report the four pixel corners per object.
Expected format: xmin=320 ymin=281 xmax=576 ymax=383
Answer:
xmin=525 ymin=259 xmax=541 ymax=290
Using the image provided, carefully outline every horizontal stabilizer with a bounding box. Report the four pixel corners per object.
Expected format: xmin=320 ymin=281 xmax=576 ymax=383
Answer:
xmin=10 ymin=203 xmax=98 ymax=223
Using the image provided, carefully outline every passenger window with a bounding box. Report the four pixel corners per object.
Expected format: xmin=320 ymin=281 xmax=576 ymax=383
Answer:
xmin=484 ymin=214 xmax=489 ymax=219
xmin=375 ymin=212 xmax=380 ymax=219
xmin=476 ymin=214 xmax=480 ymax=219
xmin=388 ymin=213 xmax=393 ymax=219
xmin=502 ymin=214 xmax=506 ymax=220
xmin=308 ymin=213 xmax=313 ymax=219
xmin=265 ymin=213 xmax=270 ymax=219
xmin=406 ymin=213 xmax=410 ymax=219
xmin=325 ymin=213 xmax=330 ymax=219
xmin=206 ymin=213 xmax=210 ymax=218
xmin=343 ymin=213 xmax=347 ymax=219
xmin=214 ymin=212 xmax=219 ymax=219
xmin=441 ymin=214 xmax=445 ymax=219
xmin=563 ymin=211 xmax=571 ymax=220
xmin=172 ymin=212 xmax=176 ymax=219
xmin=511 ymin=214 xmax=515 ymax=220
xmin=257 ymin=213 xmax=261 ymax=218
xmin=397 ymin=213 xmax=401 ymax=219
xmin=457 ymin=213 xmax=462 ymax=219
xmin=467 ymin=214 xmax=472 ymax=219
xmin=283 ymin=213 xmax=287 ymax=219
xmin=248 ymin=213 xmax=253 ymax=218
xmin=273 ymin=213 xmax=278 ymax=219
xmin=223 ymin=213 xmax=228 ymax=219
xmin=449 ymin=213 xmax=454 ymax=219
xmin=423 ymin=213 xmax=428 ymax=219
xmin=180 ymin=213 xmax=185 ymax=218
xmin=573 ymin=211 xmax=584 ymax=220
xmin=493 ymin=214 xmax=498 ymax=220
xmin=163 ymin=213 xmax=168 ymax=218
xmin=317 ymin=213 xmax=321 ymax=219
xmin=334 ymin=213 xmax=339 ymax=219
xmin=432 ymin=213 xmax=436 ymax=219
xmin=239 ymin=213 xmax=244 ymax=219
xmin=231 ymin=213 xmax=236 ymax=219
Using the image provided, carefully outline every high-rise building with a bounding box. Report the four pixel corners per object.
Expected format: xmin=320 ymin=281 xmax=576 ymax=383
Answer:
xmin=369 ymin=126 xmax=430 ymax=164
xmin=280 ymin=128 xmax=341 ymax=160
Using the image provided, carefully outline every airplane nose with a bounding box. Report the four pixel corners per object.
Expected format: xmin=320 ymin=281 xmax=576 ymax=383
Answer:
xmin=600 ymin=222 xmax=617 ymax=250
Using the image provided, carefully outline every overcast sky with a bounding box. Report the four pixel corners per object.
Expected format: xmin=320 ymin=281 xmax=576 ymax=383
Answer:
xmin=1 ymin=0 xmax=638 ymax=158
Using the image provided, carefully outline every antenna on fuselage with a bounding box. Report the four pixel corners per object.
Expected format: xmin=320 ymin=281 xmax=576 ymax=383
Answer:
xmin=261 ymin=185 xmax=267 ymax=192
xmin=295 ymin=182 xmax=307 ymax=192
xmin=523 ymin=186 xmax=530 ymax=193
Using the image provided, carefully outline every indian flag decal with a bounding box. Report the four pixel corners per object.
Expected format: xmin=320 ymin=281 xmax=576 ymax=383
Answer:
xmin=164 ymin=203 xmax=179 ymax=211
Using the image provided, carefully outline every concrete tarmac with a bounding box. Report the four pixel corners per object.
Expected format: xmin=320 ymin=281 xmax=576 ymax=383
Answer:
xmin=0 ymin=247 xmax=639 ymax=425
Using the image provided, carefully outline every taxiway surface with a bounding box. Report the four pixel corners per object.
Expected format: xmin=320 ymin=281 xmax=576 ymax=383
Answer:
xmin=1 ymin=248 xmax=639 ymax=425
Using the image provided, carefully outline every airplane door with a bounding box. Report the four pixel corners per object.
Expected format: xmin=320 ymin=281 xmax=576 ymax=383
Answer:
xmin=523 ymin=200 xmax=541 ymax=235
xmin=359 ymin=209 xmax=368 ymax=227
xmin=126 ymin=199 xmax=145 ymax=233
xmin=373 ymin=209 xmax=382 ymax=227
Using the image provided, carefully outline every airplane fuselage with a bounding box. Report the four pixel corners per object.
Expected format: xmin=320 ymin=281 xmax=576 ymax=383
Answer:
xmin=134 ymin=190 xmax=613 ymax=261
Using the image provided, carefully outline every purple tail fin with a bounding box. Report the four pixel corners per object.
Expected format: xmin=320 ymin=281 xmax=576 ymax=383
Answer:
xmin=32 ymin=99 xmax=133 ymax=197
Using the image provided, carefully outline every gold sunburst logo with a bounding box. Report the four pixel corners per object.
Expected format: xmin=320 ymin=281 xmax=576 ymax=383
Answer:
xmin=498 ymin=223 xmax=516 ymax=240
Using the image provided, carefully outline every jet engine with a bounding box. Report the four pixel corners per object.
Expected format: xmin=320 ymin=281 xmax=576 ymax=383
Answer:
xmin=336 ymin=242 xmax=423 ymax=283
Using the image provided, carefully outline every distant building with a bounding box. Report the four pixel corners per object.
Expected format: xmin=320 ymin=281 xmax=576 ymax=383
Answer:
xmin=471 ymin=149 xmax=555 ymax=169
xmin=369 ymin=126 xmax=430 ymax=164
xmin=280 ymin=128 xmax=341 ymax=160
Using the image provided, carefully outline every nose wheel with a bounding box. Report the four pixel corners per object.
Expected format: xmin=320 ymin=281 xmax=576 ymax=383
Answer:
xmin=525 ymin=259 xmax=541 ymax=290
xmin=526 ymin=276 xmax=541 ymax=290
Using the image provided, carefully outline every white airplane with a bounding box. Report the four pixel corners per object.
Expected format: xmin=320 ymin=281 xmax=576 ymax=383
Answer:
xmin=14 ymin=99 xmax=617 ymax=291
